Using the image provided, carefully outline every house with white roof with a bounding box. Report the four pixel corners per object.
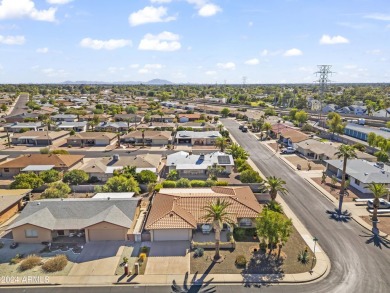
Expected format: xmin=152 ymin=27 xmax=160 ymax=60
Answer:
xmin=166 ymin=151 xmax=234 ymax=179
xmin=175 ymin=131 xmax=221 ymax=145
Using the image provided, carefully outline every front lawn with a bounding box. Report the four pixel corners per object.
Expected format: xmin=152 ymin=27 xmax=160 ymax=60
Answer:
xmin=190 ymin=225 xmax=315 ymax=275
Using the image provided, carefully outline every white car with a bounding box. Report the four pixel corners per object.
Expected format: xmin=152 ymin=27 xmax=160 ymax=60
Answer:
xmin=367 ymin=199 xmax=390 ymax=209
xmin=281 ymin=147 xmax=296 ymax=154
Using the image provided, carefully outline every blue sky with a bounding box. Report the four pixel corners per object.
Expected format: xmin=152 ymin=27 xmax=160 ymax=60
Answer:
xmin=0 ymin=0 xmax=389 ymax=83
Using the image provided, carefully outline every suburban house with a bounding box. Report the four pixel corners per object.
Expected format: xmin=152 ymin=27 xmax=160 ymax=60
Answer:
xmin=67 ymin=132 xmax=117 ymax=147
xmin=175 ymin=131 xmax=221 ymax=145
xmin=373 ymin=108 xmax=390 ymax=118
xmin=0 ymin=154 xmax=84 ymax=178
xmin=4 ymin=113 xmax=40 ymax=123
xmin=276 ymin=127 xmax=309 ymax=148
xmin=150 ymin=114 xmax=175 ymax=123
xmin=95 ymin=121 xmax=129 ymax=133
xmin=322 ymin=104 xmax=338 ymax=114
xmin=5 ymin=122 xmax=44 ymax=133
xmin=350 ymin=105 xmax=367 ymax=115
xmin=307 ymin=98 xmax=321 ymax=111
xmin=55 ymin=121 xmax=87 ymax=132
xmin=344 ymin=123 xmax=390 ymax=142
xmin=178 ymin=114 xmax=201 ymax=123
xmin=136 ymin=122 xmax=176 ymax=131
xmin=325 ymin=159 xmax=390 ymax=193
xmin=114 ymin=113 xmax=143 ymax=123
xmin=166 ymin=151 xmax=234 ymax=179
xmin=80 ymin=153 xmax=163 ymax=182
xmin=11 ymin=131 xmax=70 ymax=146
xmin=9 ymin=198 xmax=141 ymax=243
xmin=0 ymin=189 xmax=31 ymax=224
xmin=121 ymin=130 xmax=172 ymax=146
xmin=295 ymin=139 xmax=376 ymax=162
xmin=51 ymin=114 xmax=78 ymax=122
xmin=144 ymin=186 xmax=262 ymax=241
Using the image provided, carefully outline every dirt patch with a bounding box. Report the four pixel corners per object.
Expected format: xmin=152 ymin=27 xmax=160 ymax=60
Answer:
xmin=30 ymin=193 xmax=92 ymax=201
xmin=285 ymin=156 xmax=325 ymax=171
xmin=267 ymin=142 xmax=278 ymax=151
xmin=190 ymin=226 xmax=315 ymax=275
xmin=312 ymin=177 xmax=367 ymax=202
xmin=217 ymin=171 xmax=242 ymax=184
xmin=361 ymin=216 xmax=390 ymax=235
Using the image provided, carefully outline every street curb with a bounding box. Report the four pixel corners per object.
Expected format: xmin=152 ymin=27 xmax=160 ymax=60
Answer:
xmin=303 ymin=178 xmax=336 ymax=204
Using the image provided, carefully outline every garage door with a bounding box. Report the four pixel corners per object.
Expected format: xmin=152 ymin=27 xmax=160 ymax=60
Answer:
xmin=88 ymin=229 xmax=125 ymax=241
xmin=153 ymin=229 xmax=190 ymax=241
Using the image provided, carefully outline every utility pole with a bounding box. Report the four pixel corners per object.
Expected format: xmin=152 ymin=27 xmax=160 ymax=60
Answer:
xmin=315 ymin=65 xmax=333 ymax=128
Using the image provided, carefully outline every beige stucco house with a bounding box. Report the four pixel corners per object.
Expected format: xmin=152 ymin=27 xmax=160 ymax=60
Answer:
xmin=9 ymin=198 xmax=141 ymax=243
xmin=121 ymin=130 xmax=172 ymax=146
xmin=67 ymin=132 xmax=117 ymax=147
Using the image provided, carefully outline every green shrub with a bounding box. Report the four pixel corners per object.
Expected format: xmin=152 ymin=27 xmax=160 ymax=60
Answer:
xmin=204 ymin=180 xmax=216 ymax=187
xmin=266 ymin=200 xmax=283 ymax=213
xmin=215 ymin=181 xmax=228 ymax=186
xmin=153 ymin=183 xmax=163 ymax=192
xmin=190 ymin=180 xmax=205 ymax=187
xmin=162 ymin=180 xmax=176 ymax=188
xmin=40 ymin=147 xmax=49 ymax=154
xmin=123 ymin=257 xmax=129 ymax=264
xmin=19 ymin=255 xmax=42 ymax=271
xmin=233 ymin=228 xmax=245 ymax=241
xmin=194 ymin=248 xmax=204 ymax=258
xmin=0 ymin=242 xmax=4 ymax=249
xmin=140 ymin=246 xmax=148 ymax=253
xmin=9 ymin=254 xmax=23 ymax=264
xmin=298 ymin=249 xmax=310 ymax=264
xmin=42 ymin=255 xmax=68 ymax=272
xmin=235 ymin=255 xmax=247 ymax=267
xmin=176 ymin=178 xmax=191 ymax=188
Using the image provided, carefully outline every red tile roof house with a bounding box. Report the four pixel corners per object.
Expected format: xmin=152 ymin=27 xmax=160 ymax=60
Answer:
xmin=178 ymin=113 xmax=202 ymax=123
xmin=144 ymin=186 xmax=262 ymax=242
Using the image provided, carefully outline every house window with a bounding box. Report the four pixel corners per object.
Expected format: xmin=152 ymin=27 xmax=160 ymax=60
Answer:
xmin=240 ymin=218 xmax=252 ymax=227
xmin=25 ymin=229 xmax=38 ymax=238
xmin=4 ymin=168 xmax=9 ymax=172
xmin=355 ymin=179 xmax=360 ymax=186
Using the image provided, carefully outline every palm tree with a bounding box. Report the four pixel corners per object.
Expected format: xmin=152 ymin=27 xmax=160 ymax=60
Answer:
xmin=141 ymin=129 xmax=145 ymax=148
xmin=215 ymin=137 xmax=228 ymax=152
xmin=335 ymin=145 xmax=357 ymax=217
xmin=262 ymin=122 xmax=272 ymax=139
xmin=367 ymin=183 xmax=388 ymax=223
xmin=202 ymin=199 xmax=234 ymax=260
xmin=266 ymin=176 xmax=288 ymax=201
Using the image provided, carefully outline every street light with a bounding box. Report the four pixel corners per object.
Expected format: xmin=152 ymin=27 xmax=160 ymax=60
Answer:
xmin=310 ymin=237 xmax=319 ymax=274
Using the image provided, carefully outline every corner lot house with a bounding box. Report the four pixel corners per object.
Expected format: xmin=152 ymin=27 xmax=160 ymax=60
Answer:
xmin=167 ymin=151 xmax=234 ymax=179
xmin=175 ymin=131 xmax=221 ymax=145
xmin=325 ymin=159 xmax=390 ymax=193
xmin=67 ymin=132 xmax=117 ymax=147
xmin=121 ymin=130 xmax=172 ymax=146
xmin=0 ymin=189 xmax=31 ymax=224
xmin=80 ymin=153 xmax=163 ymax=182
xmin=0 ymin=154 xmax=84 ymax=178
xmin=11 ymin=131 xmax=70 ymax=146
xmin=9 ymin=198 xmax=141 ymax=243
xmin=145 ymin=186 xmax=261 ymax=241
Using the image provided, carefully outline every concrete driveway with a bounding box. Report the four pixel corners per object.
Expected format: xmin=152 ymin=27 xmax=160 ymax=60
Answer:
xmin=69 ymin=241 xmax=125 ymax=276
xmin=145 ymin=241 xmax=190 ymax=275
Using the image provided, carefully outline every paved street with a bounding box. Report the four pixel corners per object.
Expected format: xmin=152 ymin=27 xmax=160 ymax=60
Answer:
xmin=6 ymin=93 xmax=28 ymax=117
xmin=221 ymin=118 xmax=390 ymax=293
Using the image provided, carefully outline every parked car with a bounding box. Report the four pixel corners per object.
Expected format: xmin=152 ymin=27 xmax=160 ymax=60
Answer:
xmin=367 ymin=199 xmax=390 ymax=209
xmin=242 ymin=127 xmax=248 ymax=133
xmin=10 ymin=242 xmax=19 ymax=249
xmin=238 ymin=125 xmax=244 ymax=130
xmin=281 ymin=147 xmax=296 ymax=154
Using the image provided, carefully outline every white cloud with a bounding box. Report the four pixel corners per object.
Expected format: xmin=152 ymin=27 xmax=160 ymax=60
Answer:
xmin=46 ymin=0 xmax=72 ymax=4
xmin=150 ymin=0 xmax=172 ymax=3
xmin=0 ymin=0 xmax=56 ymax=22
xmin=344 ymin=65 xmax=358 ymax=69
xmin=130 ymin=64 xmax=140 ymax=69
xmin=319 ymin=34 xmax=349 ymax=45
xmin=42 ymin=68 xmax=67 ymax=77
xmin=364 ymin=13 xmax=390 ymax=21
xmin=80 ymin=38 xmax=132 ymax=50
xmin=36 ymin=47 xmax=49 ymax=53
xmin=366 ymin=49 xmax=382 ymax=55
xmin=0 ymin=35 xmax=25 ymax=45
xmin=245 ymin=58 xmax=259 ymax=65
xmin=217 ymin=62 xmax=235 ymax=70
xmin=260 ymin=49 xmax=268 ymax=56
xmin=198 ymin=4 xmax=221 ymax=17
xmin=205 ymin=70 xmax=216 ymax=75
xmin=138 ymin=63 xmax=164 ymax=74
xmin=187 ymin=0 xmax=222 ymax=17
xmin=283 ymin=48 xmax=303 ymax=57
xmin=129 ymin=6 xmax=176 ymax=26
xmin=138 ymin=31 xmax=181 ymax=52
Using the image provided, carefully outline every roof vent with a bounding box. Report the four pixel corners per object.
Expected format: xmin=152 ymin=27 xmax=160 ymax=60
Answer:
xmin=169 ymin=213 xmax=173 ymax=217
xmin=37 ymin=202 xmax=40 ymax=205
xmin=108 ymin=197 xmax=111 ymax=200
xmin=364 ymin=173 xmax=368 ymax=176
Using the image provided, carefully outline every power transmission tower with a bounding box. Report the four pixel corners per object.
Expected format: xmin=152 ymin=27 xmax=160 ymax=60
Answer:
xmin=315 ymin=65 xmax=333 ymax=127
xmin=242 ymin=76 xmax=247 ymax=88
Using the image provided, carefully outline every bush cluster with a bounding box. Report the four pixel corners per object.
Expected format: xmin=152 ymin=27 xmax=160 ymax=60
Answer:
xmin=42 ymin=255 xmax=68 ymax=272
xmin=19 ymin=255 xmax=42 ymax=271
xmin=235 ymin=255 xmax=247 ymax=267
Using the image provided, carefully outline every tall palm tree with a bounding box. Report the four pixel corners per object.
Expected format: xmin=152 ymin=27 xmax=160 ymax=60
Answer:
xmin=215 ymin=137 xmax=228 ymax=152
xmin=367 ymin=183 xmax=388 ymax=223
xmin=335 ymin=145 xmax=357 ymax=217
xmin=266 ymin=176 xmax=288 ymax=201
xmin=262 ymin=122 xmax=272 ymax=139
xmin=141 ymin=129 xmax=145 ymax=148
xmin=202 ymin=199 xmax=234 ymax=260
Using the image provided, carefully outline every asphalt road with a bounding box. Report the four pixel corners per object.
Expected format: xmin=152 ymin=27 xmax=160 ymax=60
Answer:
xmin=220 ymin=118 xmax=390 ymax=293
xmin=7 ymin=93 xmax=29 ymax=117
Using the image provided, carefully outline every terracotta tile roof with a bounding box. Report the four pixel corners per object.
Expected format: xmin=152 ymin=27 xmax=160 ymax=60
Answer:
xmin=13 ymin=131 xmax=69 ymax=140
xmin=145 ymin=187 xmax=261 ymax=230
xmin=0 ymin=154 xmax=84 ymax=169
xmin=178 ymin=114 xmax=201 ymax=119
xmin=122 ymin=130 xmax=172 ymax=140
xmin=68 ymin=132 xmax=117 ymax=140
xmin=279 ymin=128 xmax=309 ymax=143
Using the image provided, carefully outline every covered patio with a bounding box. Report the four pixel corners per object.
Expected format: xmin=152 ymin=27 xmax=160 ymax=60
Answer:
xmin=192 ymin=230 xmax=230 ymax=243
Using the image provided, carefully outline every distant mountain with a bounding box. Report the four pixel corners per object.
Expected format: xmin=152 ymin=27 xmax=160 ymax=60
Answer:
xmin=61 ymin=79 xmax=173 ymax=85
